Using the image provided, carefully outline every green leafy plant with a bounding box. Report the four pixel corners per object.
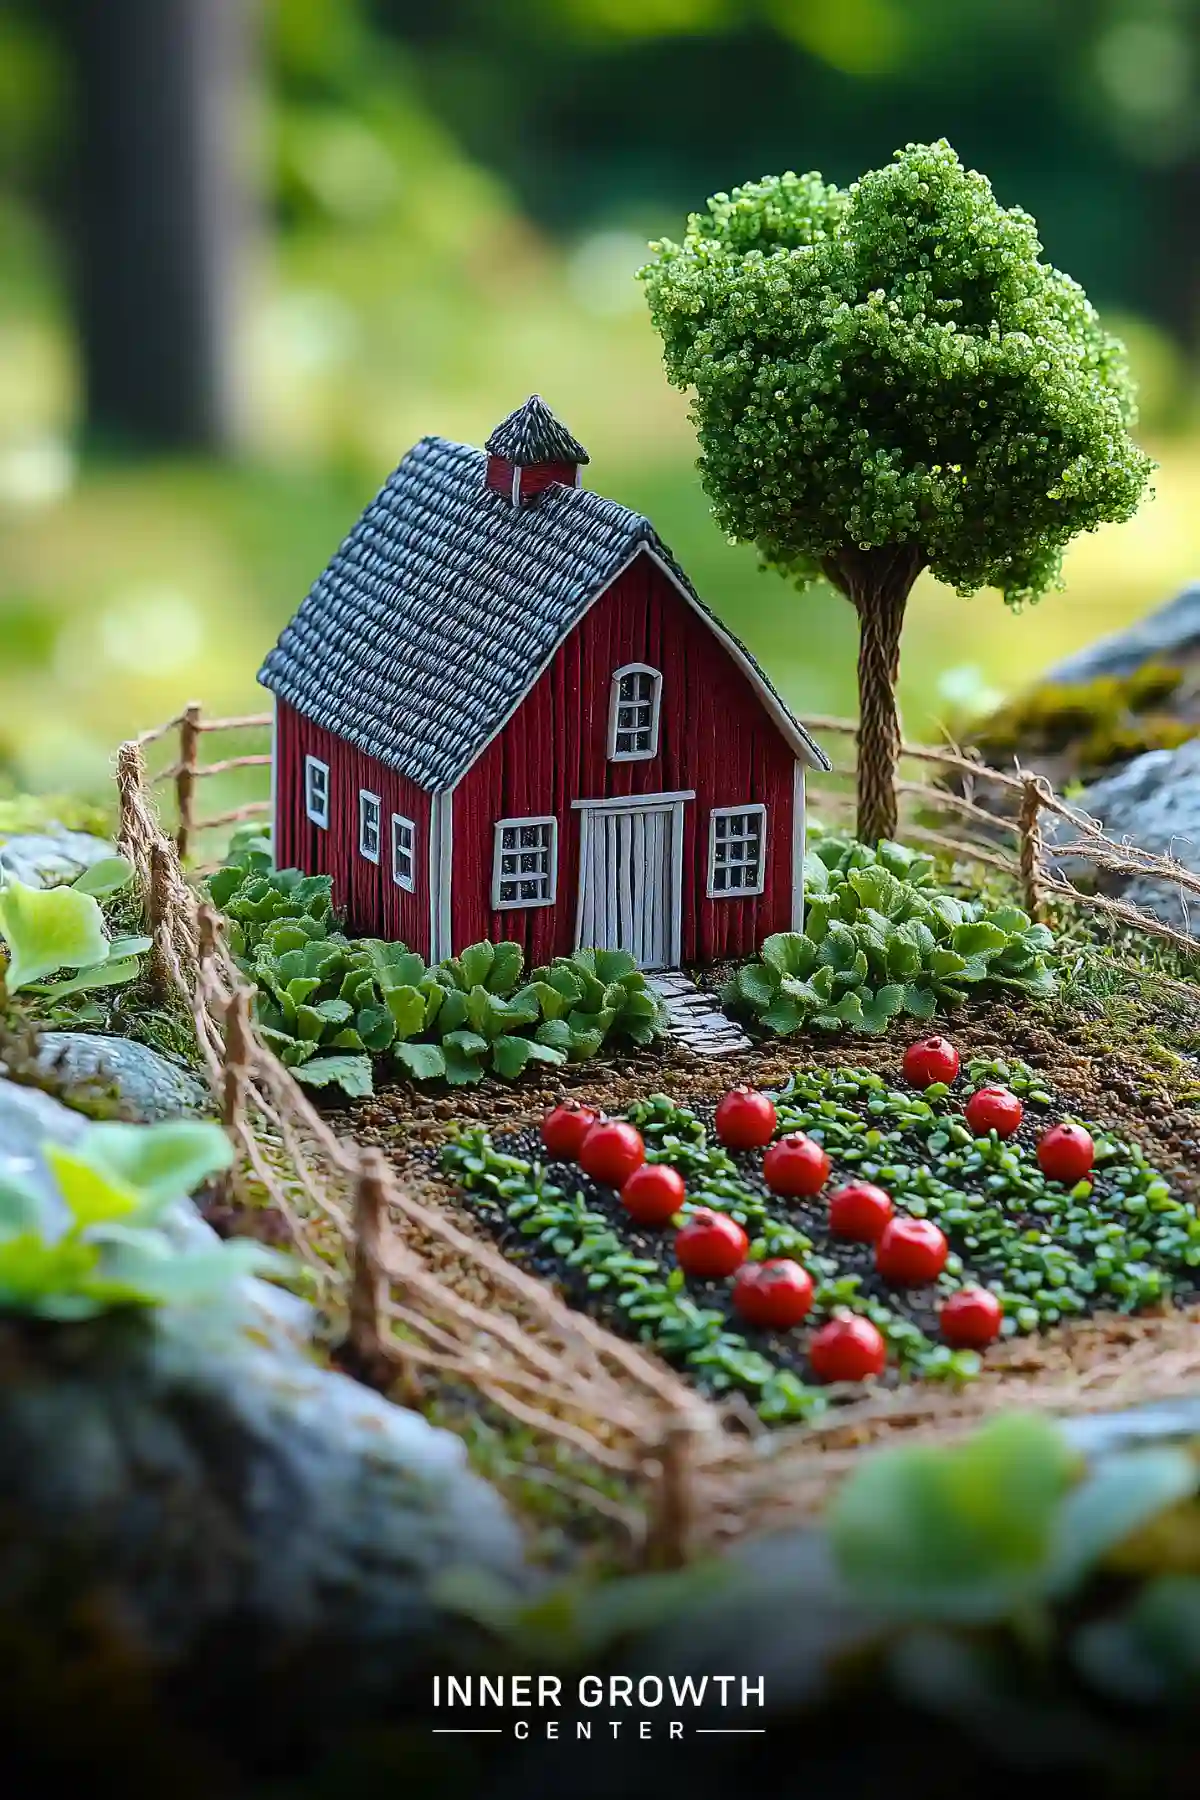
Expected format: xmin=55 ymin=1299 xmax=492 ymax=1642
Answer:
xmin=0 ymin=1118 xmax=290 ymax=1320
xmin=641 ymin=139 xmax=1153 ymax=841
xmin=0 ymin=855 xmax=151 ymax=999
xmin=227 ymin=874 xmax=670 ymax=1095
xmin=722 ymin=836 xmax=1058 ymax=1036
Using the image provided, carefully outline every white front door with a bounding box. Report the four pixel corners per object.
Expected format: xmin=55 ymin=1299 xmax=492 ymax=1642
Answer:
xmin=573 ymin=793 xmax=691 ymax=970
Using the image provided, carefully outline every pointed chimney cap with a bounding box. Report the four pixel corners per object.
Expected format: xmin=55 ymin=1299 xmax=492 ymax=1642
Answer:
xmin=484 ymin=395 xmax=589 ymax=466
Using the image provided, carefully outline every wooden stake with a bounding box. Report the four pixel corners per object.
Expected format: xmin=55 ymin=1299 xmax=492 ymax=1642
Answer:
xmin=175 ymin=700 xmax=203 ymax=863
xmin=349 ymin=1147 xmax=389 ymax=1368
xmin=643 ymin=1414 xmax=702 ymax=1570
xmin=1018 ymin=773 xmax=1049 ymax=924
xmin=222 ymin=985 xmax=252 ymax=1132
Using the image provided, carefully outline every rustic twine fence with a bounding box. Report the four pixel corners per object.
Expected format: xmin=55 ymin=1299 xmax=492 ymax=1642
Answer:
xmin=113 ymin=707 xmax=1200 ymax=1555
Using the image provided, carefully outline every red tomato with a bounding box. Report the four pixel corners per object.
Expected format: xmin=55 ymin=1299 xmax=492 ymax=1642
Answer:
xmin=902 ymin=1036 xmax=960 ymax=1089
xmin=621 ymin=1163 xmax=686 ymax=1228
xmin=578 ymin=1120 xmax=645 ymax=1187
xmin=875 ymin=1216 xmax=949 ymax=1286
xmin=674 ymin=1208 xmax=749 ymax=1279
xmin=1037 ymin=1123 xmax=1095 ymax=1184
xmin=939 ymin=1286 xmax=1004 ymax=1349
xmin=762 ymin=1133 xmax=830 ymax=1198
xmin=828 ymin=1180 xmax=894 ymax=1242
xmin=714 ymin=1087 xmax=778 ymax=1151
xmin=964 ymin=1086 xmax=1024 ymax=1139
xmin=809 ymin=1315 xmax=887 ymax=1383
xmin=732 ymin=1259 xmax=814 ymax=1330
xmin=540 ymin=1103 xmax=602 ymax=1161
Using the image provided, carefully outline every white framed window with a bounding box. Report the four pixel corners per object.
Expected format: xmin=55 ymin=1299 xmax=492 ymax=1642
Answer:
xmin=391 ymin=813 xmax=416 ymax=891
xmin=304 ymin=755 xmax=330 ymax=829
xmin=607 ymin=663 xmax=662 ymax=761
xmin=708 ymin=805 xmax=768 ymax=898
xmin=491 ymin=816 xmax=558 ymax=909
xmin=358 ymin=790 xmax=382 ymax=864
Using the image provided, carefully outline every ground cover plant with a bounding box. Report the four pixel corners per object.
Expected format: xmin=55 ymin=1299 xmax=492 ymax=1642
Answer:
xmin=441 ymin=1051 xmax=1192 ymax=1425
xmin=721 ymin=835 xmax=1059 ymax=1038
xmin=207 ymin=844 xmax=667 ymax=1097
xmin=0 ymin=853 xmax=152 ymax=1013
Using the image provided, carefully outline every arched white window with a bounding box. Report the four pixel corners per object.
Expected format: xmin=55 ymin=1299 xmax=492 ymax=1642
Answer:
xmin=607 ymin=663 xmax=662 ymax=762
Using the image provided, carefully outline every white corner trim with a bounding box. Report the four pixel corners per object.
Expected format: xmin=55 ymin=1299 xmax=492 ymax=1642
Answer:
xmin=304 ymin=754 xmax=329 ymax=829
xmin=792 ymin=760 xmax=806 ymax=931
xmin=390 ymin=812 xmax=417 ymax=892
xmin=606 ymin=661 xmax=663 ymax=762
xmin=707 ymin=803 xmax=768 ymax=900
xmin=491 ymin=814 xmax=558 ymax=910
xmin=435 ymin=791 xmax=453 ymax=955
xmin=357 ymin=789 xmax=382 ymax=863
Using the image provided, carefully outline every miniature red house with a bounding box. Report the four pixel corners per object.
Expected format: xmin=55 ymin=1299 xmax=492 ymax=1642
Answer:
xmin=259 ymin=396 xmax=829 ymax=970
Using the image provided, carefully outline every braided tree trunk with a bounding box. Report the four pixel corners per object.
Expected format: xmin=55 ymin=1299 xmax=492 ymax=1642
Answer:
xmin=822 ymin=545 xmax=926 ymax=844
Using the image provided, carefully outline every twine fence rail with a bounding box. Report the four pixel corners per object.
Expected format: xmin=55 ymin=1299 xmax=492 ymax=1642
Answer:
xmin=111 ymin=706 xmax=1200 ymax=1555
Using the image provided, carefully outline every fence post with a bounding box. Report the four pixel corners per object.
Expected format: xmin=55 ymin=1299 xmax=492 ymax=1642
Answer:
xmin=175 ymin=700 xmax=203 ymax=864
xmin=1018 ymin=772 xmax=1049 ymax=924
xmin=115 ymin=740 xmax=149 ymax=872
xmin=643 ymin=1414 xmax=702 ymax=1570
xmin=222 ymin=983 xmax=252 ymax=1133
xmin=146 ymin=836 xmax=179 ymax=997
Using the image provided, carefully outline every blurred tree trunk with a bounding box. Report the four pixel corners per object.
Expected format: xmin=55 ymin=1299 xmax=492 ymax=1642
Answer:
xmin=64 ymin=0 xmax=262 ymax=452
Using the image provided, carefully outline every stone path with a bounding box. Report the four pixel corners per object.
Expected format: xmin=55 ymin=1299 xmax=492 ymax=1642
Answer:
xmin=647 ymin=969 xmax=753 ymax=1058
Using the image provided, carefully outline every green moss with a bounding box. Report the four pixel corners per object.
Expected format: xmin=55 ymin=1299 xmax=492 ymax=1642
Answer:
xmin=974 ymin=662 xmax=1192 ymax=776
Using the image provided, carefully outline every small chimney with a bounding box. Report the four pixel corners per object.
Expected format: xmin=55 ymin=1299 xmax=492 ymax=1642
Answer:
xmin=484 ymin=394 xmax=589 ymax=507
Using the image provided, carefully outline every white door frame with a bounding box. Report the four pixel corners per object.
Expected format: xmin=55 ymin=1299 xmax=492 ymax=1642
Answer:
xmin=571 ymin=790 xmax=694 ymax=969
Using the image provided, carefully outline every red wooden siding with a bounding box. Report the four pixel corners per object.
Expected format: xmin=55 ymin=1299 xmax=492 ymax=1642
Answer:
xmin=449 ymin=549 xmax=797 ymax=964
xmin=485 ymin=455 xmax=580 ymax=504
xmin=274 ymin=701 xmax=432 ymax=949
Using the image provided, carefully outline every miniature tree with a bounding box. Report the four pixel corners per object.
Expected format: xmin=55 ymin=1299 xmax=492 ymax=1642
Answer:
xmin=640 ymin=140 xmax=1153 ymax=843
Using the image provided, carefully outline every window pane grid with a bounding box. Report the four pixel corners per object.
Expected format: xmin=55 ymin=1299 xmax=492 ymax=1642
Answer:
xmin=391 ymin=814 xmax=416 ymax=891
xmin=609 ymin=666 xmax=662 ymax=761
xmin=304 ymin=756 xmax=329 ymax=828
xmin=359 ymin=791 xmax=381 ymax=863
xmin=493 ymin=818 xmax=556 ymax=907
xmin=709 ymin=808 xmax=766 ymax=896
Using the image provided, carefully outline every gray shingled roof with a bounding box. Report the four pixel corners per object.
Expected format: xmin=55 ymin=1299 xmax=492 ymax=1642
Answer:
xmin=258 ymin=433 xmax=830 ymax=792
xmin=484 ymin=394 xmax=589 ymax=465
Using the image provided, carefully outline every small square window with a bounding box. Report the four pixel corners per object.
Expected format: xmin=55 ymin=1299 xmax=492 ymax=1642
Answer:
xmin=607 ymin=665 xmax=662 ymax=761
xmin=708 ymin=806 xmax=767 ymax=898
xmin=391 ymin=813 xmax=416 ymax=891
xmin=359 ymin=790 xmax=382 ymax=864
xmin=304 ymin=756 xmax=329 ymax=829
xmin=491 ymin=817 xmax=557 ymax=909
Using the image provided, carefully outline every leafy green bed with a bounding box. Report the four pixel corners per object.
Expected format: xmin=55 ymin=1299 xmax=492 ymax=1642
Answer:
xmin=442 ymin=1059 xmax=1191 ymax=1424
xmin=208 ymin=849 xmax=666 ymax=1097
xmin=722 ymin=837 xmax=1059 ymax=1036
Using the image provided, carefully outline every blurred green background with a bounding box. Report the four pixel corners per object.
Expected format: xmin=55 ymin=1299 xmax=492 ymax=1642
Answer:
xmin=2 ymin=0 xmax=1199 ymax=797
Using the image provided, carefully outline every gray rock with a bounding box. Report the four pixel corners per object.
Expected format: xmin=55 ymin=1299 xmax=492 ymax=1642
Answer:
xmin=1045 ymin=736 xmax=1200 ymax=931
xmin=1041 ymin=580 xmax=1200 ymax=685
xmin=0 ymin=827 xmax=113 ymax=888
xmin=0 ymin=1071 xmax=529 ymax=1734
xmin=33 ymin=1030 xmax=212 ymax=1121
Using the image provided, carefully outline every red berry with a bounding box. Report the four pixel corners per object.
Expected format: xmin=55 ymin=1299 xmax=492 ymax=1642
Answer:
xmin=621 ymin=1163 xmax=686 ymax=1228
xmin=714 ymin=1087 xmax=778 ymax=1151
xmin=902 ymin=1036 xmax=960 ymax=1089
xmin=540 ymin=1103 xmax=602 ymax=1161
xmin=828 ymin=1180 xmax=894 ymax=1243
xmin=1037 ymin=1123 xmax=1095 ymax=1185
xmin=762 ymin=1133 xmax=830 ymax=1198
xmin=875 ymin=1216 xmax=949 ymax=1286
xmin=674 ymin=1208 xmax=749 ymax=1280
xmin=732 ymin=1259 xmax=814 ymax=1330
xmin=578 ymin=1120 xmax=645 ymax=1187
xmin=965 ymin=1085 xmax=1023 ymax=1139
xmin=809 ymin=1315 xmax=887 ymax=1383
xmin=939 ymin=1286 xmax=1004 ymax=1350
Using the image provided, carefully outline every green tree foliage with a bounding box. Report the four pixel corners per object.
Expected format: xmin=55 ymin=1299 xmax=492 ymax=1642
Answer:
xmin=640 ymin=140 xmax=1154 ymax=841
